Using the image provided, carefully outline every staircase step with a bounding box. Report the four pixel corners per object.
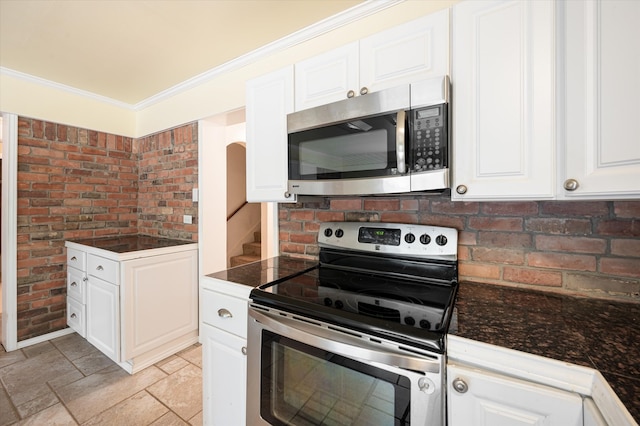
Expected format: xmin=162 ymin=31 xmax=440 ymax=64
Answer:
xmin=254 ymin=231 xmax=261 ymax=243
xmin=243 ymin=241 xmax=262 ymax=256
xmin=230 ymin=254 xmax=261 ymax=267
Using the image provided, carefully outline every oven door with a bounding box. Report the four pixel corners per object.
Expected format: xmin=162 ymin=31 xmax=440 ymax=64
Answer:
xmin=247 ymin=306 xmax=444 ymax=426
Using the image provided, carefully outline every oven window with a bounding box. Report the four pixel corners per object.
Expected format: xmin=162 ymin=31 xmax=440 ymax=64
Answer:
xmin=260 ymin=330 xmax=411 ymax=426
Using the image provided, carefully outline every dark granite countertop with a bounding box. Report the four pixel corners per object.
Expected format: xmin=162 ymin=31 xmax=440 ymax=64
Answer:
xmin=453 ymin=281 xmax=640 ymax=423
xmin=69 ymin=235 xmax=195 ymax=253
xmin=211 ymin=256 xmax=639 ymax=422
xmin=206 ymin=256 xmax=318 ymax=289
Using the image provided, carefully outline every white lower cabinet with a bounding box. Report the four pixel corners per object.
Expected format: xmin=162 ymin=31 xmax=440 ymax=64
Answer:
xmin=86 ymin=275 xmax=120 ymax=362
xmin=448 ymin=363 xmax=583 ymax=426
xmin=201 ymin=281 xmax=251 ymax=426
xmin=202 ymin=323 xmax=247 ymax=426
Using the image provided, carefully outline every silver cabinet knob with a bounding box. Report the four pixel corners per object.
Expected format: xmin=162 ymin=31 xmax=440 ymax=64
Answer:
xmin=71 ymin=256 xmax=77 ymax=261
xmin=83 ymin=277 xmax=88 ymax=282
xmin=360 ymin=87 xmax=369 ymax=95
xmin=456 ymin=185 xmax=468 ymax=195
xmin=284 ymin=191 xmax=292 ymax=198
xmin=564 ymin=178 xmax=579 ymax=191
xmin=452 ymin=378 xmax=468 ymax=393
xmin=96 ymin=265 xmax=104 ymax=271
xmin=70 ymin=313 xmax=77 ymax=319
xmin=71 ymin=281 xmax=78 ymax=287
xmin=217 ymin=308 xmax=232 ymax=318
xmin=241 ymin=346 xmax=247 ymax=356
xmin=347 ymin=90 xmax=355 ymax=98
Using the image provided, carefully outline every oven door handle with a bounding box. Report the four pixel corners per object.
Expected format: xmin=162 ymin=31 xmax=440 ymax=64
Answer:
xmin=249 ymin=308 xmax=440 ymax=374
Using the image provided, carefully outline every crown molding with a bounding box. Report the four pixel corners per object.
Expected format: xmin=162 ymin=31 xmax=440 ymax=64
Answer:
xmin=0 ymin=67 xmax=134 ymax=110
xmin=2 ymin=0 xmax=404 ymax=112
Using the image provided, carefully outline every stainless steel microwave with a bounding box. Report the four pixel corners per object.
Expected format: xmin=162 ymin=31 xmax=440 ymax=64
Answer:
xmin=287 ymin=76 xmax=450 ymax=196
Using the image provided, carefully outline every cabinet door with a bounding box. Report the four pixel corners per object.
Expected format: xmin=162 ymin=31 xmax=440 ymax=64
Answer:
xmin=86 ymin=277 xmax=120 ymax=363
xmin=448 ymin=364 xmax=583 ymax=426
xmin=202 ymin=325 xmax=247 ymax=426
xmin=246 ymin=65 xmax=296 ymax=202
xmin=360 ymin=9 xmax=449 ymax=93
xmin=452 ymin=0 xmax=555 ymax=200
xmin=121 ymin=250 xmax=198 ymax=360
xmin=562 ymin=0 xmax=640 ymax=199
xmin=295 ymin=42 xmax=359 ymax=111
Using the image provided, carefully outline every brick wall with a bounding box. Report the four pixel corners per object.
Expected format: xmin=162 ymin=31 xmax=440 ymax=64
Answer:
xmin=278 ymin=194 xmax=640 ymax=300
xmin=16 ymin=118 xmax=198 ymax=341
xmin=136 ymin=123 xmax=198 ymax=240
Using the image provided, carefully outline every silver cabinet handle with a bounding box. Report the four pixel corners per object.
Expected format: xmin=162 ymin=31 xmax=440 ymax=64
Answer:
xmin=96 ymin=265 xmax=104 ymax=271
xmin=396 ymin=110 xmax=407 ymax=174
xmin=359 ymin=87 xmax=369 ymax=95
xmin=71 ymin=281 xmax=78 ymax=287
xmin=241 ymin=346 xmax=247 ymax=356
xmin=71 ymin=256 xmax=77 ymax=261
xmin=564 ymin=178 xmax=579 ymax=191
xmin=70 ymin=313 xmax=77 ymax=319
xmin=346 ymin=90 xmax=355 ymax=98
xmin=456 ymin=185 xmax=468 ymax=195
xmin=452 ymin=378 xmax=468 ymax=393
xmin=217 ymin=308 xmax=232 ymax=318
xmin=83 ymin=277 xmax=88 ymax=282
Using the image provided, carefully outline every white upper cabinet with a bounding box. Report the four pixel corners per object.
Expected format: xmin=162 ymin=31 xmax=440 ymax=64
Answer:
xmin=246 ymin=66 xmax=296 ymax=203
xmin=452 ymin=0 xmax=556 ymax=201
xmin=295 ymin=9 xmax=450 ymax=111
xmin=561 ymin=0 xmax=640 ymax=199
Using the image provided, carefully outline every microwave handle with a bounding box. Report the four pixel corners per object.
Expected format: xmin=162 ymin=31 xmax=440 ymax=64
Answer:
xmin=396 ymin=110 xmax=406 ymax=174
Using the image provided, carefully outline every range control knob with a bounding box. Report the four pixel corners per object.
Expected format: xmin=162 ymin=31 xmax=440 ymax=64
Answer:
xmin=324 ymin=228 xmax=333 ymax=237
xmin=404 ymin=316 xmax=415 ymax=326
xmin=420 ymin=319 xmax=431 ymax=329
xmin=335 ymin=300 xmax=344 ymax=310
xmin=335 ymin=229 xmax=344 ymax=238
xmin=420 ymin=234 xmax=431 ymax=245
xmin=323 ymin=298 xmax=333 ymax=307
xmin=435 ymin=235 xmax=448 ymax=246
xmin=404 ymin=233 xmax=416 ymax=244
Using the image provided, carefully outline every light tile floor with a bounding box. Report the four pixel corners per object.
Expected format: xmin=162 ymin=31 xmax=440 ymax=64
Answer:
xmin=0 ymin=333 xmax=202 ymax=425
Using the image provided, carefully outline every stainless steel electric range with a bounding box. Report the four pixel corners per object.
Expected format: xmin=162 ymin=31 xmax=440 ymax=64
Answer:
xmin=247 ymin=222 xmax=459 ymax=426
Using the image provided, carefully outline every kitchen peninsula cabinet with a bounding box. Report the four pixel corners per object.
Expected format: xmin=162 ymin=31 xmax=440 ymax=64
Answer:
xmin=65 ymin=236 xmax=198 ymax=374
xmin=294 ymin=9 xmax=449 ymax=111
xmin=451 ymin=0 xmax=556 ymax=201
xmin=561 ymin=0 xmax=640 ymax=199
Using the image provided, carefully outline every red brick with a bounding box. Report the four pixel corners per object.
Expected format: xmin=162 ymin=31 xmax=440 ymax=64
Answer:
xmin=471 ymin=247 xmax=524 ymax=265
xmin=481 ymin=202 xmax=539 ymax=216
xmin=478 ymin=232 xmax=532 ymax=249
xmin=535 ymin=235 xmax=606 ymax=254
xmin=290 ymin=233 xmax=317 ymax=244
xmin=596 ymin=220 xmax=640 ymax=237
xmin=614 ymin=201 xmax=640 ymax=219
xmin=600 ymin=258 xmax=640 ymax=278
xmin=503 ymin=267 xmax=562 ymax=287
xmin=469 ymin=217 xmax=523 ymax=231
xmin=400 ymin=199 xmax=419 ymax=211
xmin=330 ymin=198 xmax=362 ymax=211
xmin=459 ymin=262 xmax=501 ymax=280
xmin=315 ymin=211 xmax=345 ymax=222
xmin=290 ymin=210 xmax=315 ymax=221
xmin=363 ymin=198 xmax=400 ymax=211
xmin=526 ymin=218 xmax=592 ymax=235
xmin=430 ymin=200 xmax=480 ymax=215
xmin=611 ymin=239 xmax=640 ymax=257
xmin=418 ymin=215 xmax=465 ymax=230
xmin=528 ymin=252 xmax=596 ymax=271
xmin=380 ymin=212 xmax=418 ymax=223
xmin=540 ymin=201 xmax=610 ymax=217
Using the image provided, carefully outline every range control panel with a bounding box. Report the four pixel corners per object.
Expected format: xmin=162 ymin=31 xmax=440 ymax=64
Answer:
xmin=318 ymin=222 xmax=457 ymax=260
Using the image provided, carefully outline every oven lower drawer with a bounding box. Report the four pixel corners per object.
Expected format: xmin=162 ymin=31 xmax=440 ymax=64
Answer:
xmin=247 ymin=305 xmax=444 ymax=426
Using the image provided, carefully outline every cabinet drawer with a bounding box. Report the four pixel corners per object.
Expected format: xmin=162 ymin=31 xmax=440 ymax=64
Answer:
xmin=67 ymin=268 xmax=86 ymax=303
xmin=202 ymin=289 xmax=248 ymax=338
xmin=88 ymin=254 xmax=118 ymax=284
xmin=67 ymin=247 xmax=86 ymax=271
xmin=67 ymin=298 xmax=86 ymax=338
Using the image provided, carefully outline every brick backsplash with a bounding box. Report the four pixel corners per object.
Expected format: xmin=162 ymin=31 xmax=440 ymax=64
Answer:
xmin=278 ymin=195 xmax=640 ymax=300
xmin=16 ymin=117 xmax=198 ymax=341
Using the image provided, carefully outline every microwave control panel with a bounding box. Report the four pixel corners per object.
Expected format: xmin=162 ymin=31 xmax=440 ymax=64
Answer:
xmin=411 ymin=104 xmax=447 ymax=172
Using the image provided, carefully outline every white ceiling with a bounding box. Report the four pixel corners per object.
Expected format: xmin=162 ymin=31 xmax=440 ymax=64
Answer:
xmin=0 ymin=0 xmax=363 ymax=105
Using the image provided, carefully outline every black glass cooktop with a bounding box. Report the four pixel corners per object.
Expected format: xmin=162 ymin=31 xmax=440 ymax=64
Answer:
xmin=250 ymin=249 xmax=458 ymax=353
